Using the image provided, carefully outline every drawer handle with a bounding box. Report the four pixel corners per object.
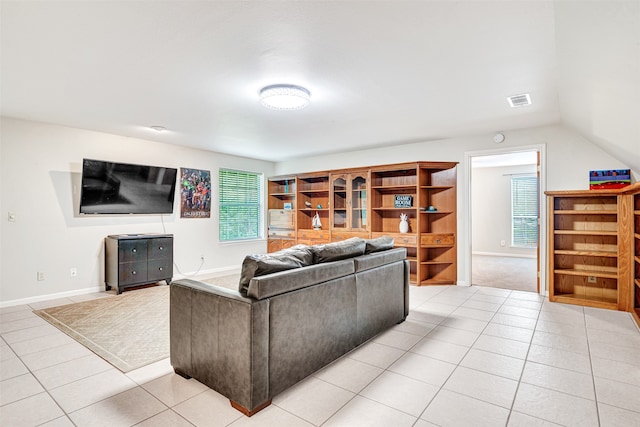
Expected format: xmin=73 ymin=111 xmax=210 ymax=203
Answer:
xmin=132 ymin=270 xmax=137 ymax=275
xmin=159 ymin=246 xmax=164 ymax=251
xmin=132 ymin=248 xmax=137 ymax=253
xmin=403 ymin=238 xmax=409 ymax=243
xmin=436 ymin=239 xmax=441 ymax=244
xmin=158 ymin=267 xmax=163 ymax=271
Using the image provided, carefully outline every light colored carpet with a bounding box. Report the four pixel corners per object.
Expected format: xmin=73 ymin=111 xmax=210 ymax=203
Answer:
xmin=472 ymin=254 xmax=537 ymax=292
xmin=33 ymin=274 xmax=241 ymax=372
xmin=201 ymin=273 xmax=240 ymax=290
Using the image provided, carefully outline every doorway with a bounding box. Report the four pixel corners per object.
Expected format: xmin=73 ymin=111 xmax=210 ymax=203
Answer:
xmin=470 ymin=149 xmax=541 ymax=293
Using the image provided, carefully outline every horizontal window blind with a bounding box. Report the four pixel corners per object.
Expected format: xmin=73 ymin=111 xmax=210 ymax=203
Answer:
xmin=219 ymin=169 xmax=262 ymax=241
xmin=512 ymin=175 xmax=538 ymax=248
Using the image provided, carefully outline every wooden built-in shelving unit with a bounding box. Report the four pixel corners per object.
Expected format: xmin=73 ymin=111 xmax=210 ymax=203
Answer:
xmin=268 ymin=161 xmax=458 ymax=286
xmin=632 ymin=189 xmax=640 ymax=326
xmin=296 ymin=173 xmax=330 ymax=245
xmin=266 ymin=177 xmax=297 ymax=252
xmin=546 ymin=182 xmax=640 ymax=327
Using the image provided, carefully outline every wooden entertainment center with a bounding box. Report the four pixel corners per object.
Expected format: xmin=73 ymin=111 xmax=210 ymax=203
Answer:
xmin=268 ymin=162 xmax=458 ymax=285
xmin=546 ymin=182 xmax=640 ymax=327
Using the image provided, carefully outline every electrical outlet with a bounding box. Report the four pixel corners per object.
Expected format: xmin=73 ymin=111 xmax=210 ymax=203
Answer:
xmin=587 ymin=276 xmax=597 ymax=283
xmin=500 ymin=240 xmax=506 ymax=247
xmin=70 ymin=268 xmax=77 ymax=277
xmin=37 ymin=272 xmax=45 ymax=281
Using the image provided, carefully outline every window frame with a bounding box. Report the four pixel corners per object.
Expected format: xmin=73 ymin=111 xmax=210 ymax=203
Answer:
xmin=511 ymin=174 xmax=538 ymax=248
xmin=218 ymin=168 xmax=264 ymax=242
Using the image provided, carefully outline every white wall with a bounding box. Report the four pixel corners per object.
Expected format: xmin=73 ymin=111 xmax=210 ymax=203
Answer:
xmin=0 ymin=117 xmax=274 ymax=305
xmin=554 ymin=0 xmax=640 ymax=176
xmin=471 ymin=164 xmax=537 ymax=257
xmin=1 ymin=119 xmax=632 ymax=304
xmin=275 ymin=124 xmax=632 ymax=287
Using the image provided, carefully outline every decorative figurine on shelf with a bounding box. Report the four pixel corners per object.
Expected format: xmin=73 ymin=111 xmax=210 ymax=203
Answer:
xmin=312 ymin=212 xmax=322 ymax=230
xmin=399 ymin=213 xmax=409 ymax=233
xmin=317 ymin=204 xmax=323 ymax=209
xmin=305 ymin=201 xmax=312 ymax=209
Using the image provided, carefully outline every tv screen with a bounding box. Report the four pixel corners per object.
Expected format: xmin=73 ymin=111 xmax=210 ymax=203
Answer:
xmin=80 ymin=159 xmax=177 ymax=214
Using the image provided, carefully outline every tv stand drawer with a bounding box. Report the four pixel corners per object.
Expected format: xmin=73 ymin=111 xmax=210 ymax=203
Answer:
xmin=105 ymin=234 xmax=173 ymax=294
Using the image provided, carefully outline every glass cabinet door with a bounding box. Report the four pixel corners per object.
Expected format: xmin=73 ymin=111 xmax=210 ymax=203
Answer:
xmin=332 ymin=176 xmax=347 ymax=229
xmin=351 ymin=174 xmax=367 ymax=230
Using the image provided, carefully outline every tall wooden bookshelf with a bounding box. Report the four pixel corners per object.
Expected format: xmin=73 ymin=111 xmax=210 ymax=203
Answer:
xmin=547 ymin=182 xmax=640 ymax=326
xmin=418 ymin=163 xmax=458 ymax=285
xmin=296 ymin=173 xmax=331 ymax=246
xmin=369 ymin=162 xmax=457 ymax=285
xmin=547 ymin=191 xmax=625 ymax=309
xmin=268 ymin=161 xmax=458 ymax=286
xmin=628 ymin=186 xmax=640 ymax=326
xmin=370 ymin=165 xmax=420 ymax=283
xmin=267 ymin=176 xmax=297 ymax=252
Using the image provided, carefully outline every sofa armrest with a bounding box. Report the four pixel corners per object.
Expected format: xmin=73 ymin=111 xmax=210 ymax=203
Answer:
xmin=403 ymin=259 xmax=410 ymax=318
xmin=170 ymin=279 xmax=270 ymax=412
xmin=171 ymin=278 xmax=246 ymax=300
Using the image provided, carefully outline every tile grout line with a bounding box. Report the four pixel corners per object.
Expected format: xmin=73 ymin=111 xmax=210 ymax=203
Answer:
xmin=504 ymin=289 xmax=543 ymax=426
xmin=414 ymin=286 xmax=514 ymax=424
xmin=582 ymin=307 xmax=602 ymax=427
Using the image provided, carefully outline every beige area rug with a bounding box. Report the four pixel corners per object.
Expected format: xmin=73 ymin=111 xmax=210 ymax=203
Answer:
xmin=34 ymin=274 xmax=240 ymax=372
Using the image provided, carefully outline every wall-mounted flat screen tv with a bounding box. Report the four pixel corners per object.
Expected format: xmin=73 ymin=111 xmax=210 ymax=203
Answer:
xmin=80 ymin=159 xmax=178 ymax=214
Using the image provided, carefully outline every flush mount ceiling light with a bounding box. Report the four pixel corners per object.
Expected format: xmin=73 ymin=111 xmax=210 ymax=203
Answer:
xmin=260 ymin=84 xmax=311 ymax=110
xmin=507 ymin=93 xmax=532 ymax=108
xmin=150 ymin=125 xmax=167 ymax=132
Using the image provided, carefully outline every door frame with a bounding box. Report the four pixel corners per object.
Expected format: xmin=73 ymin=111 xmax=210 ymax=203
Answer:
xmin=463 ymin=144 xmax=548 ymax=296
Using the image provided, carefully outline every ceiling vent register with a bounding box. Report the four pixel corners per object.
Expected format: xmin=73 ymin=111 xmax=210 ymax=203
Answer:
xmin=507 ymin=93 xmax=532 ymax=108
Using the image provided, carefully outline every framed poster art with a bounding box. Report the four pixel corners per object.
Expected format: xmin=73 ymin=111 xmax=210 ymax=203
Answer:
xmin=180 ymin=168 xmax=211 ymax=218
xmin=589 ymin=169 xmax=631 ymax=190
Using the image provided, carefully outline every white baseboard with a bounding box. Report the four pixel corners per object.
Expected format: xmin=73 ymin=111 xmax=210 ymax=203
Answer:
xmin=0 ymin=265 xmax=241 ymax=308
xmin=175 ymin=265 xmax=241 ymax=281
xmin=0 ymin=286 xmax=103 ymax=308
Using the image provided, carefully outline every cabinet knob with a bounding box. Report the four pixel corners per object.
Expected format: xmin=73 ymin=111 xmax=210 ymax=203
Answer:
xmin=132 ymin=270 xmax=137 ymax=275
xmin=132 ymin=248 xmax=137 ymax=253
xmin=159 ymin=267 xmax=163 ymax=271
xmin=159 ymin=246 xmax=164 ymax=250
xmin=436 ymin=239 xmax=441 ymax=244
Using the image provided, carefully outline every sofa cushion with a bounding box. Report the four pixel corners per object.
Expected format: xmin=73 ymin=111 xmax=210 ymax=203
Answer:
xmin=238 ymin=245 xmax=314 ymax=296
xmin=311 ymin=237 xmax=366 ymax=263
xmin=364 ymin=236 xmax=395 ymax=254
xmin=247 ymin=259 xmax=355 ymax=300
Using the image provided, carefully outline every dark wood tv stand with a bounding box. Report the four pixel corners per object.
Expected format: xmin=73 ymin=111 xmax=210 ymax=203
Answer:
xmin=105 ymin=234 xmax=173 ymax=294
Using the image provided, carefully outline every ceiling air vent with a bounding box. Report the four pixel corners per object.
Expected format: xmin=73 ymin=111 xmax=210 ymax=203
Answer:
xmin=507 ymin=93 xmax=532 ymax=108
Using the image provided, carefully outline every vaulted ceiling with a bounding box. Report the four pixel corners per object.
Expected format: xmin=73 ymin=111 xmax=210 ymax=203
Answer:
xmin=1 ymin=1 xmax=638 ymax=171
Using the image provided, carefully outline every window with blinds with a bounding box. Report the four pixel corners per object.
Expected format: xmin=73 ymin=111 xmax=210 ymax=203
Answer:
xmin=219 ymin=169 xmax=263 ymax=241
xmin=511 ymin=175 xmax=538 ymax=248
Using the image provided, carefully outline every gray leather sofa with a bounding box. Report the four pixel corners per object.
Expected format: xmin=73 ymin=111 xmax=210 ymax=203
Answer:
xmin=170 ymin=238 xmax=409 ymax=416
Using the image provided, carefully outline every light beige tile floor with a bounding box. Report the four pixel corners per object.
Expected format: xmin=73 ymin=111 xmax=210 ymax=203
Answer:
xmin=1 ymin=285 xmax=640 ymax=426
